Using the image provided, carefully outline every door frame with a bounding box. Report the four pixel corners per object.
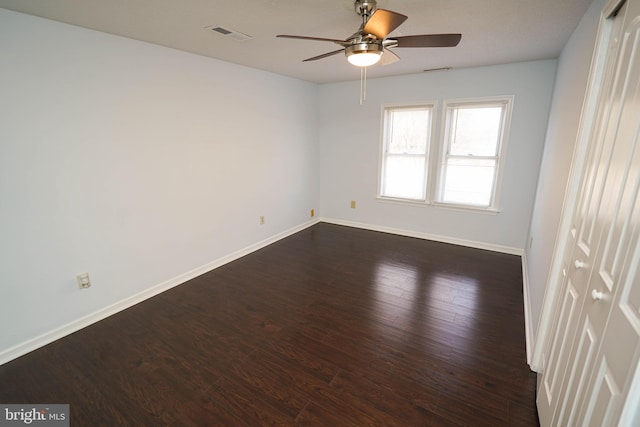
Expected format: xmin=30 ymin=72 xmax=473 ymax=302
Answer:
xmin=531 ymin=0 xmax=627 ymax=372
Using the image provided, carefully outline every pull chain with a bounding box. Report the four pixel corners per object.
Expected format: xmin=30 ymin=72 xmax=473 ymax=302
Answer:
xmin=359 ymin=66 xmax=367 ymax=105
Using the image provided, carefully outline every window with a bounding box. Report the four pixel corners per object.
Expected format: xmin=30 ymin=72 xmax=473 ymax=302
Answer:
xmin=438 ymin=99 xmax=512 ymax=208
xmin=378 ymin=97 xmax=512 ymax=211
xmin=379 ymin=105 xmax=433 ymax=201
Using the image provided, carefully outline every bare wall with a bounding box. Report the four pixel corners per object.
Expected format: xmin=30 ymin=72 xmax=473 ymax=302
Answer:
xmin=0 ymin=9 xmax=319 ymax=357
xmin=317 ymin=61 xmax=557 ymax=253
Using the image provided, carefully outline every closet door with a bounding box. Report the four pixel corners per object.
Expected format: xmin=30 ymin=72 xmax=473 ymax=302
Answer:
xmin=571 ymin=0 xmax=640 ymax=422
xmin=537 ymin=0 xmax=640 ymax=424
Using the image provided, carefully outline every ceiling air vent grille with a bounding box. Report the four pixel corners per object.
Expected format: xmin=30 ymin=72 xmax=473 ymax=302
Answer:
xmin=205 ymin=25 xmax=252 ymax=42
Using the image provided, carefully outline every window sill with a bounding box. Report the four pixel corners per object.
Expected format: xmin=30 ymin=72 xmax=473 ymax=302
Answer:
xmin=376 ymin=196 xmax=500 ymax=215
xmin=431 ymin=202 xmax=501 ymax=215
xmin=376 ymin=196 xmax=429 ymax=207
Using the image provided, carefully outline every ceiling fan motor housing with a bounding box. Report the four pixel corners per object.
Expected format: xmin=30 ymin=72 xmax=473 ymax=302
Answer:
xmin=345 ymin=41 xmax=382 ymax=57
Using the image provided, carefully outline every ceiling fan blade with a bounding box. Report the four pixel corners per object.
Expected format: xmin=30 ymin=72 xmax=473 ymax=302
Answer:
xmin=277 ymin=35 xmax=348 ymax=46
xmin=393 ymin=33 xmax=462 ymax=48
xmin=303 ymin=49 xmax=345 ymax=62
xmin=363 ymin=9 xmax=408 ymax=39
xmin=379 ymin=48 xmax=400 ymax=66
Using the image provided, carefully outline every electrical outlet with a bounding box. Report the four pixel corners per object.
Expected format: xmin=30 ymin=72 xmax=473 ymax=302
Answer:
xmin=350 ymin=200 xmax=356 ymax=209
xmin=310 ymin=209 xmax=315 ymax=217
xmin=77 ymin=272 xmax=91 ymax=289
xmin=260 ymin=215 xmax=265 ymax=225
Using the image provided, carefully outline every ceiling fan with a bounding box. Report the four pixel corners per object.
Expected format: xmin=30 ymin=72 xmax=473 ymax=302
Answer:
xmin=277 ymin=0 xmax=462 ymax=68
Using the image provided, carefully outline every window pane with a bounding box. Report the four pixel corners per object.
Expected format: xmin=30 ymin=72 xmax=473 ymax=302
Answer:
xmin=379 ymin=105 xmax=432 ymax=201
xmin=441 ymin=158 xmax=496 ymax=206
xmin=382 ymin=155 xmax=426 ymax=200
xmin=449 ymin=106 xmax=502 ymax=156
xmin=388 ymin=109 xmax=430 ymax=154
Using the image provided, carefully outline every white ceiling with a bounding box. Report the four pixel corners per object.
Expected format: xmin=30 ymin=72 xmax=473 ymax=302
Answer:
xmin=0 ymin=0 xmax=593 ymax=84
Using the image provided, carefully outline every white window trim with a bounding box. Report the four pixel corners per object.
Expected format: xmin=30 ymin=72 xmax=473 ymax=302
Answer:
xmin=376 ymin=95 xmax=514 ymax=213
xmin=377 ymin=101 xmax=437 ymax=202
xmin=435 ymin=95 xmax=514 ymax=211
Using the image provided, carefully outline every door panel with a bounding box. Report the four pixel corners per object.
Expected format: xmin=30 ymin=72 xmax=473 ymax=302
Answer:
xmin=556 ymin=320 xmax=597 ymax=426
xmin=537 ymin=3 xmax=628 ymax=423
xmin=579 ymin=243 xmax=640 ymax=425
xmin=538 ymin=0 xmax=640 ymax=424
xmin=576 ymin=8 xmax=640 ymax=423
xmin=581 ymin=357 xmax=621 ymax=427
xmin=541 ymin=280 xmax=579 ymax=405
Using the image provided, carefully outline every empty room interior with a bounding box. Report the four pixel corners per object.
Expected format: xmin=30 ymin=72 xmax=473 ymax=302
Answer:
xmin=1 ymin=0 xmax=640 ymax=425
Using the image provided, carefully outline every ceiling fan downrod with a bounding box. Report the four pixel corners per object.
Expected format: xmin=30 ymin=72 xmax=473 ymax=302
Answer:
xmin=355 ymin=0 xmax=377 ymax=22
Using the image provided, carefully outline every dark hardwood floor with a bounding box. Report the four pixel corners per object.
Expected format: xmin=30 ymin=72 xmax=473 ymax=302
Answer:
xmin=0 ymin=223 xmax=539 ymax=426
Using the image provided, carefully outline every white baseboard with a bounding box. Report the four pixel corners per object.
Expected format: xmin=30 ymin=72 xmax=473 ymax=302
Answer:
xmin=321 ymin=217 xmax=524 ymax=255
xmin=0 ymin=219 xmax=320 ymax=366
xmin=521 ymin=251 xmax=537 ymax=371
xmin=1 ymin=217 xmax=525 ymax=366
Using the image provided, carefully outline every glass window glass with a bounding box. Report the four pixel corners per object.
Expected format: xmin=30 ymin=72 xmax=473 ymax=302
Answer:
xmin=448 ymin=107 xmax=502 ymax=156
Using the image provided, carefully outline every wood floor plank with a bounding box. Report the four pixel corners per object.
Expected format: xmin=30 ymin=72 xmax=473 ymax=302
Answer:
xmin=0 ymin=223 xmax=538 ymax=426
xmin=225 ymin=349 xmax=315 ymax=418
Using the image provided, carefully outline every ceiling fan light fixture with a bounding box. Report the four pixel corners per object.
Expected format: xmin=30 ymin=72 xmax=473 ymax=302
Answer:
xmin=345 ymin=43 xmax=383 ymax=67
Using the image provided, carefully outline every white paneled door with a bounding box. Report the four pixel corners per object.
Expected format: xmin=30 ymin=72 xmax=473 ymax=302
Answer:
xmin=538 ymin=0 xmax=640 ymax=425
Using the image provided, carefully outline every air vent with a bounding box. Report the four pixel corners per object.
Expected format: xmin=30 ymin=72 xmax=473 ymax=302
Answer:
xmin=423 ymin=67 xmax=452 ymax=72
xmin=205 ymin=25 xmax=252 ymax=42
